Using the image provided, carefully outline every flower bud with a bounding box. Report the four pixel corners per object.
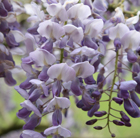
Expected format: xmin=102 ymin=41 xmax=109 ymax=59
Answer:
xmin=94 ymin=111 xmax=107 ymax=117
xmin=114 ymin=38 xmax=121 ymax=51
xmin=76 ymin=100 xmax=84 ymax=108
xmin=91 ymin=91 xmax=101 ymax=98
xmin=113 ymin=120 xmax=125 ymax=126
xmin=120 ymin=111 xmax=130 ymax=122
xmin=94 ymin=126 xmax=103 ymax=130
xmin=112 ymin=97 xmax=123 ymax=105
xmin=125 ymin=122 xmax=131 ymax=127
xmin=111 ymin=133 xmax=116 ymax=137
xmin=127 ymin=49 xmax=137 ymax=63
xmin=86 ymin=119 xmax=97 ymax=125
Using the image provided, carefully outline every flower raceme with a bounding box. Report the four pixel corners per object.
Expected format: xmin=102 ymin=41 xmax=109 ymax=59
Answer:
xmin=4 ymin=0 xmax=140 ymax=138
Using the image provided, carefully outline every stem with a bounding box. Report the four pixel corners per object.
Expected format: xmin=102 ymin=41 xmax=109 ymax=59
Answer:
xmin=106 ymin=50 xmax=119 ymax=135
xmin=111 ymin=107 xmax=121 ymax=112
xmin=60 ymin=49 xmax=64 ymax=63
xmin=110 ymin=113 xmax=121 ymax=119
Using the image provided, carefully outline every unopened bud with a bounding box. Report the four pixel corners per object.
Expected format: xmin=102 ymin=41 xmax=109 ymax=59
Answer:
xmin=111 ymin=133 xmax=116 ymax=137
xmin=112 ymin=97 xmax=123 ymax=105
xmin=113 ymin=120 xmax=125 ymax=126
xmin=94 ymin=126 xmax=103 ymax=130
xmin=94 ymin=111 xmax=107 ymax=117
xmin=125 ymin=122 xmax=131 ymax=127
xmin=120 ymin=111 xmax=130 ymax=122
xmin=86 ymin=119 xmax=97 ymax=125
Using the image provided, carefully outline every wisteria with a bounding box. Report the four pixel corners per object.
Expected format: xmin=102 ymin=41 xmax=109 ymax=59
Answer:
xmin=1 ymin=0 xmax=140 ymax=137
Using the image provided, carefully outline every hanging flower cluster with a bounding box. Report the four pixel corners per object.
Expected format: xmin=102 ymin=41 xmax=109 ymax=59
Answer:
xmin=0 ymin=0 xmax=25 ymax=86
xmin=0 ymin=0 xmax=139 ymax=137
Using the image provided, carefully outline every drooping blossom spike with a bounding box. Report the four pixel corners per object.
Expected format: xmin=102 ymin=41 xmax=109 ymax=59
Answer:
xmin=29 ymin=48 xmax=56 ymax=66
xmin=21 ymin=130 xmax=46 ymax=138
xmin=44 ymin=125 xmax=71 ymax=137
xmin=47 ymin=63 xmax=76 ymax=82
xmin=72 ymin=61 xmax=95 ymax=78
xmin=20 ymin=100 xmax=42 ymax=117
xmin=124 ymin=98 xmax=140 ymax=118
xmin=119 ymin=80 xmax=137 ymax=91
xmin=43 ymin=96 xmax=70 ymax=112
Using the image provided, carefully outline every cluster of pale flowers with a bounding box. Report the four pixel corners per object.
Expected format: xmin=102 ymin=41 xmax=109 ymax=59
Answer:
xmin=1 ymin=0 xmax=140 ymax=138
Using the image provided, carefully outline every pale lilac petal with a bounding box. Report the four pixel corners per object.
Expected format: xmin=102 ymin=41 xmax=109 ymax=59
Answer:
xmin=111 ymin=7 xmax=125 ymax=23
xmin=84 ymin=19 xmax=104 ymax=38
xmin=29 ymin=79 xmax=43 ymax=86
xmin=67 ymin=3 xmax=91 ymax=20
xmin=44 ymin=126 xmax=58 ymax=136
xmin=47 ymin=3 xmax=68 ymax=22
xmin=58 ymin=125 xmax=71 ymax=137
xmin=120 ymin=80 xmax=137 ymax=91
xmin=15 ymin=86 xmax=29 ymax=99
xmin=22 ymin=130 xmax=45 ymax=138
xmin=108 ymin=23 xmax=129 ymax=40
xmin=63 ymin=24 xmax=77 ymax=34
xmin=0 ymin=32 xmax=4 ymax=43
xmin=47 ymin=63 xmax=76 ymax=82
xmin=44 ymin=125 xmax=71 ymax=137
xmin=72 ymin=61 xmax=95 ymax=78
xmin=37 ymin=20 xmax=52 ymax=39
xmin=126 ymin=11 xmax=140 ymax=25
xmin=93 ymin=0 xmax=108 ymax=12
xmin=10 ymin=30 xmax=25 ymax=43
xmin=121 ymin=30 xmax=140 ymax=50
xmin=37 ymin=20 xmax=65 ymax=39
xmin=45 ymin=96 xmax=70 ymax=112
xmin=29 ymin=48 xmax=56 ymax=66
xmin=21 ymin=63 xmax=34 ymax=74
xmin=20 ymin=100 xmax=42 ymax=117
xmin=70 ymin=46 xmax=96 ymax=57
